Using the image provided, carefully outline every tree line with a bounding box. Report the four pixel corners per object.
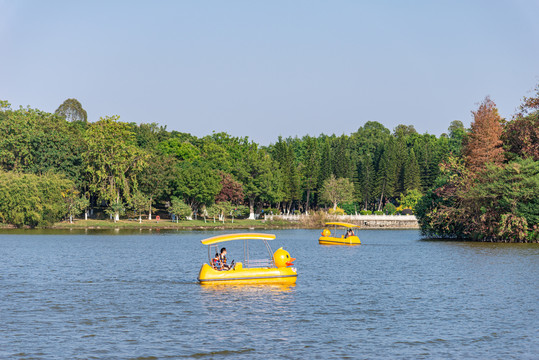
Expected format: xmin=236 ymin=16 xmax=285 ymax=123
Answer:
xmin=0 ymin=97 xmax=463 ymax=227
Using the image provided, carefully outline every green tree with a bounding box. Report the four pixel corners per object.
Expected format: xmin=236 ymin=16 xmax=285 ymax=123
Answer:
xmin=333 ymin=135 xmax=352 ymax=179
xmin=448 ymin=120 xmax=466 ymax=157
xmin=320 ymin=175 xmax=355 ymax=210
xmin=169 ymin=196 xmax=192 ymax=221
xmin=205 ymin=204 xmax=221 ymax=223
xmin=301 ymin=136 xmax=319 ymax=212
xmin=374 ymin=141 xmax=397 ymax=211
xmin=235 ymin=144 xmax=278 ymax=219
xmin=62 ymin=188 xmax=89 ymax=223
xmin=0 ymin=104 xmax=84 ymax=181
xmin=317 ymin=137 xmax=333 ymax=193
xmin=174 ymin=162 xmax=222 ymax=213
xmin=398 ymin=189 xmax=422 ymax=212
xmin=55 ymin=98 xmax=88 ymax=122
xmin=273 ymin=137 xmax=301 ymax=213
xmin=356 ymin=154 xmax=375 ymax=210
xmin=403 ymin=148 xmax=421 ymax=192
xmin=83 ymin=115 xmax=147 ymax=221
xmin=0 ymin=171 xmax=73 ymax=227
xmin=158 ymin=138 xmax=200 ymax=161
xmin=131 ymin=191 xmax=150 ymax=223
xmin=138 ymin=154 xmax=176 ymax=220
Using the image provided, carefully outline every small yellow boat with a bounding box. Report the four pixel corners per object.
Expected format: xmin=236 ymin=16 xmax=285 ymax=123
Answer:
xmin=198 ymin=233 xmax=298 ymax=285
xmin=319 ymin=222 xmax=361 ymax=245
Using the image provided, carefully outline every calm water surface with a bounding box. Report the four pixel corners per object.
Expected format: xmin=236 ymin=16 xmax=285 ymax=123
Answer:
xmin=0 ymin=229 xmax=537 ymax=359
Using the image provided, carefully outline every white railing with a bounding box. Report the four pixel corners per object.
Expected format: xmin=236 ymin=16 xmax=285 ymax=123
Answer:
xmin=270 ymin=214 xmax=418 ymax=221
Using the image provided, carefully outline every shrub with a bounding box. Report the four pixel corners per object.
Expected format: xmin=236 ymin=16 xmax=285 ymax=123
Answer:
xmin=383 ymin=203 xmax=397 ymax=215
xmin=374 ymin=210 xmax=384 ymax=215
xmin=340 ymin=202 xmax=359 ymax=215
xmin=263 ymin=208 xmax=281 ymax=215
xmin=328 ymin=207 xmax=345 ymax=215
xmin=232 ymin=205 xmax=249 ymax=218
xmin=360 ymin=210 xmax=372 ymax=215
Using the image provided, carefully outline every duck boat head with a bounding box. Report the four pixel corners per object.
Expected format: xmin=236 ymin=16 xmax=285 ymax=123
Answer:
xmin=273 ymin=247 xmax=296 ymax=268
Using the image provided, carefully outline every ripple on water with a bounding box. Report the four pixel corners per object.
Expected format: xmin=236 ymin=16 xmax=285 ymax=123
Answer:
xmin=0 ymin=230 xmax=537 ymax=359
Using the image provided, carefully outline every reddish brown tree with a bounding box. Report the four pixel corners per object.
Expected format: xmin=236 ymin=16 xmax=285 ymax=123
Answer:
xmin=464 ymin=96 xmax=504 ymax=172
xmin=502 ymin=112 xmax=539 ymax=161
xmin=215 ymin=172 xmax=244 ymax=204
xmin=516 ymin=83 xmax=539 ymax=117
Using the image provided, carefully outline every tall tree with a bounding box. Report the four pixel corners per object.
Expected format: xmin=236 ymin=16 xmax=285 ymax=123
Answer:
xmin=138 ymin=154 xmax=177 ymax=220
xmin=448 ymin=120 xmax=466 ymax=157
xmin=273 ymin=137 xmax=301 ymax=212
xmin=55 ymin=98 xmax=87 ymax=122
xmin=235 ymin=144 xmax=277 ymax=219
xmin=356 ymin=154 xmax=375 ymax=210
xmin=318 ymin=137 xmax=332 ymax=189
xmin=403 ymin=148 xmax=421 ymax=192
xmin=83 ymin=116 xmax=147 ymax=221
xmin=374 ymin=140 xmax=397 ymax=210
xmin=464 ymin=96 xmax=504 ymax=172
xmin=301 ymin=136 xmax=319 ymax=212
xmin=333 ymin=135 xmax=352 ymax=179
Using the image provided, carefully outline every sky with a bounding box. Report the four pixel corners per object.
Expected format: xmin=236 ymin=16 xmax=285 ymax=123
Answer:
xmin=1 ymin=0 xmax=538 ymax=144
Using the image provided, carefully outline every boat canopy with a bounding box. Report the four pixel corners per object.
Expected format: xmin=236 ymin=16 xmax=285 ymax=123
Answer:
xmin=325 ymin=222 xmax=361 ymax=228
xmin=201 ymin=233 xmax=276 ymax=245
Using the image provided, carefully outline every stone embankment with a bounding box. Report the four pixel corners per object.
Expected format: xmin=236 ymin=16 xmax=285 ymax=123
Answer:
xmin=270 ymin=214 xmax=419 ymax=229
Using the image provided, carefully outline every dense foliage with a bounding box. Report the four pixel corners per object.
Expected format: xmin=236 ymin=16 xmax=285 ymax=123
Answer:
xmin=416 ymin=92 xmax=539 ymax=242
xmin=2 ymin=84 xmax=537 ymax=242
xmin=0 ymin=98 xmax=461 ymax=226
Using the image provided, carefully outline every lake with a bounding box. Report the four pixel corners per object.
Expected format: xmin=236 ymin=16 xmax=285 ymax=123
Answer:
xmin=1 ymin=229 xmax=537 ymax=359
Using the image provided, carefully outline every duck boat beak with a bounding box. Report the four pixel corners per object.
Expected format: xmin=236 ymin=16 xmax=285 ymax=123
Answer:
xmin=286 ymin=258 xmax=296 ymax=266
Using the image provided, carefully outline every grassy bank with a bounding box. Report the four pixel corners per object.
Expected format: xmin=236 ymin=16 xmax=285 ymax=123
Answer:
xmin=49 ymin=218 xmax=301 ymax=230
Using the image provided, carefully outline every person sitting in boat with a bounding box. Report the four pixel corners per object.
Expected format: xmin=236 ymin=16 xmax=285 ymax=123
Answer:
xmin=220 ymin=247 xmax=235 ymax=270
xmin=212 ymin=253 xmax=223 ymax=270
xmin=345 ymin=228 xmax=355 ymax=238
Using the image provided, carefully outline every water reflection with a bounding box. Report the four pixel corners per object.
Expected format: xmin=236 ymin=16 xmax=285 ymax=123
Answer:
xmin=200 ymin=283 xmax=296 ymax=294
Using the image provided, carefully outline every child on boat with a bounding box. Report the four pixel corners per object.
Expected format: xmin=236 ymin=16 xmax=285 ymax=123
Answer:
xmin=212 ymin=253 xmax=223 ymax=270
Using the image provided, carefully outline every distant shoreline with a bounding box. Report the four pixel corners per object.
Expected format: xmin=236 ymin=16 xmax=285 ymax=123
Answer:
xmin=0 ymin=219 xmax=420 ymax=231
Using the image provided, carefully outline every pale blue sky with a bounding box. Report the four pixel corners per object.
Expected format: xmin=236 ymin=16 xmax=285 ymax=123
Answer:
xmin=1 ymin=0 xmax=538 ymax=144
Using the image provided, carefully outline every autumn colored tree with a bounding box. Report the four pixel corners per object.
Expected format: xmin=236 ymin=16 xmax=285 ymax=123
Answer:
xmin=503 ymin=85 xmax=539 ymax=161
xmin=516 ymin=83 xmax=539 ymax=117
xmin=215 ymin=172 xmax=244 ymax=204
xmin=464 ymin=96 xmax=504 ymax=172
xmin=502 ymin=112 xmax=539 ymax=161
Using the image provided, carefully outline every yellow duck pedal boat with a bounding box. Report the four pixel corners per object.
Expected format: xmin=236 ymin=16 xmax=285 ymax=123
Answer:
xmin=319 ymin=222 xmax=361 ymax=245
xmin=198 ymin=233 xmax=297 ymax=285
